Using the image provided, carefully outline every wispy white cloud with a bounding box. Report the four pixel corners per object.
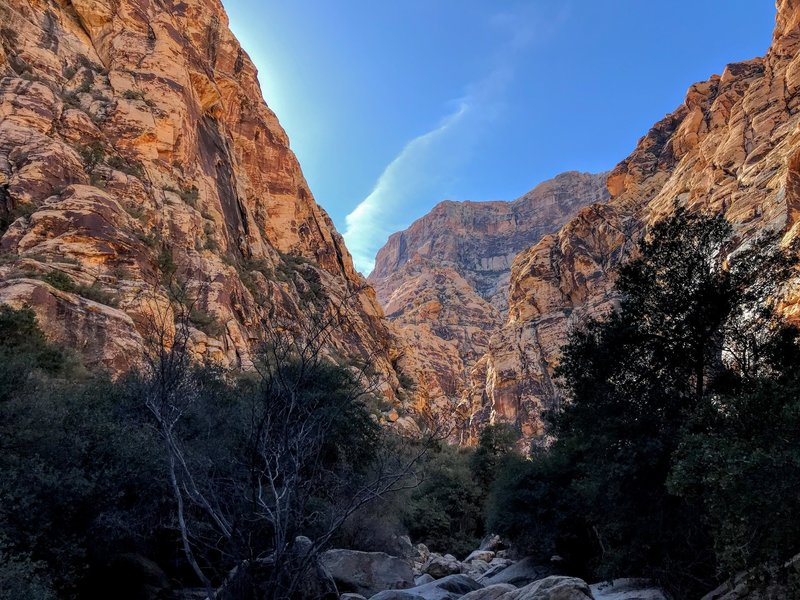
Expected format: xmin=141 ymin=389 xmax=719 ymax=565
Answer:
xmin=343 ymin=4 xmax=571 ymax=274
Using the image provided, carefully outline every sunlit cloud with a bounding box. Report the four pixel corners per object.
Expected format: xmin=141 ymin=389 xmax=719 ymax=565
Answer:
xmin=343 ymin=4 xmax=571 ymax=274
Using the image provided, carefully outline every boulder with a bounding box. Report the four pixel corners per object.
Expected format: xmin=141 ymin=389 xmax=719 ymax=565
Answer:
xmin=414 ymin=543 xmax=432 ymax=563
xmin=462 ymin=560 xmax=491 ymax=577
xmin=367 ymin=593 xmax=425 ymax=600
xmin=479 ymin=534 xmax=504 ymax=552
xmin=489 ymin=558 xmax=514 ymax=568
xmin=465 ymin=550 xmax=496 ymax=564
xmin=391 ymin=535 xmax=415 ymax=558
xmin=503 ymin=576 xmax=593 ymax=600
xmin=461 ymin=583 xmax=516 ymax=600
xmin=481 ymin=557 xmax=555 ymax=587
xmin=321 ymin=549 xmax=414 ymax=597
xmin=341 ymin=595 xmax=369 ymax=600
xmin=479 ymin=562 xmax=513 ymax=582
xmin=416 ymin=574 xmax=436 ymax=586
xmin=215 ymin=557 xmax=337 ymax=600
xmin=423 ymin=553 xmax=463 ymax=579
xmin=370 ymin=574 xmax=484 ymax=600
xmin=591 ymin=578 xmax=668 ymax=599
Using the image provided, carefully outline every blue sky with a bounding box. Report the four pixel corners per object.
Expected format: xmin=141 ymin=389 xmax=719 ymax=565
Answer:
xmin=222 ymin=1 xmax=777 ymax=274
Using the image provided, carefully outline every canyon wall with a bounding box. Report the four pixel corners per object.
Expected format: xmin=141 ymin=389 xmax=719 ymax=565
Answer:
xmin=466 ymin=0 xmax=800 ymax=438
xmin=0 ymin=0 xmax=411 ymax=421
xmin=369 ymin=172 xmax=609 ymax=437
xmin=375 ymin=0 xmax=800 ymax=441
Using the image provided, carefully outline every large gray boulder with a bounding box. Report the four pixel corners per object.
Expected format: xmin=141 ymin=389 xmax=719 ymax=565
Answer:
xmin=369 ymin=574 xmax=484 ymax=600
xmin=591 ymin=578 xmax=668 ymax=599
xmin=480 ymin=557 xmax=555 ymax=587
xmin=390 ymin=535 xmax=414 ymax=558
xmin=215 ymin=557 xmax=337 ymax=600
xmin=423 ymin=553 xmax=463 ymax=579
xmin=460 ymin=583 xmax=516 ymax=600
xmin=464 ymin=550 xmax=496 ymax=564
xmin=504 ymin=576 xmax=593 ymax=600
xmin=321 ymin=549 xmax=414 ymax=597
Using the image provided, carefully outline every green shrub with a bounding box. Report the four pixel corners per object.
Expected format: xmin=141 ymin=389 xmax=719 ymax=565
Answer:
xmin=76 ymin=281 xmax=118 ymax=307
xmin=42 ymin=270 xmax=76 ymax=292
xmin=189 ymin=308 xmax=225 ymax=337
xmin=403 ymin=444 xmax=484 ymax=558
xmin=77 ymin=141 xmax=105 ymax=171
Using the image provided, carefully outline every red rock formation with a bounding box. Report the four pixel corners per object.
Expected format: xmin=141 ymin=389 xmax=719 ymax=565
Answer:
xmin=0 ymin=0 xmax=405 ymax=413
xmin=470 ymin=0 xmax=800 ymax=439
xmin=369 ymin=172 xmax=608 ymax=437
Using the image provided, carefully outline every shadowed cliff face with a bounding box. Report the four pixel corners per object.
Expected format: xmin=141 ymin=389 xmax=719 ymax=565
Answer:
xmin=465 ymin=0 xmax=800 ymax=440
xmin=368 ymin=172 xmax=609 ymax=440
xmin=0 ymin=0 xmax=409 ymax=416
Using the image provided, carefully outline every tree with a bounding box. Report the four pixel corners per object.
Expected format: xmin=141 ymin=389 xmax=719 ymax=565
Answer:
xmin=404 ymin=444 xmax=485 ymax=558
xmin=137 ymin=282 xmax=432 ymax=598
xmin=0 ymin=306 xmax=168 ymax=600
xmin=669 ymin=325 xmax=800 ymax=579
xmin=491 ymin=208 xmax=799 ymax=597
xmin=470 ymin=423 xmax=522 ymax=489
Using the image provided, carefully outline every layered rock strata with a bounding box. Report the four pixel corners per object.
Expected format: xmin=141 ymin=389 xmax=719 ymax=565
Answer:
xmin=0 ymin=0 xmax=407 ymax=410
xmin=369 ymin=173 xmax=608 ymax=437
xmin=468 ymin=0 xmax=800 ymax=437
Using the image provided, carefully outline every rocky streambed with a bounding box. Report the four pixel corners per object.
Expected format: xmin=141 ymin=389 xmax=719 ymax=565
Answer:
xmin=304 ymin=535 xmax=669 ymax=600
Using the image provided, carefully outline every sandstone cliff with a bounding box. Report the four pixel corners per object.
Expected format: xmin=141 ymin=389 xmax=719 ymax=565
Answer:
xmin=0 ymin=0 xmax=407 ymax=414
xmin=368 ymin=173 xmax=608 ymax=436
xmin=467 ymin=0 xmax=800 ymax=438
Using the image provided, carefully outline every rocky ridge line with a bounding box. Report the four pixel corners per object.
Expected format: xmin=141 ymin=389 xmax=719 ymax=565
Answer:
xmin=369 ymin=172 xmax=608 ymax=439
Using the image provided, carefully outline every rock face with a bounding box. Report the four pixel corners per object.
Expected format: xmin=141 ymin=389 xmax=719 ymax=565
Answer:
xmin=590 ymin=579 xmax=668 ymax=600
xmin=376 ymin=0 xmax=800 ymax=439
xmin=369 ymin=574 xmax=484 ymax=600
xmin=0 ymin=0 xmax=407 ymax=405
xmin=369 ymin=173 xmax=608 ymax=439
xmin=320 ymin=549 xmax=415 ymax=597
xmin=480 ymin=557 xmax=555 ymax=588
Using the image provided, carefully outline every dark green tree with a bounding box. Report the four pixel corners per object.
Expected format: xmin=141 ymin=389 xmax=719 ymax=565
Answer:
xmin=491 ymin=208 xmax=798 ymax=596
xmin=669 ymin=324 xmax=800 ymax=580
xmin=470 ymin=423 xmax=522 ymax=489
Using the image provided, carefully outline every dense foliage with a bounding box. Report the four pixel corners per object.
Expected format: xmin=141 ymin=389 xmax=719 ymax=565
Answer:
xmin=488 ymin=209 xmax=800 ymax=596
xmin=0 ymin=305 xmax=404 ymax=600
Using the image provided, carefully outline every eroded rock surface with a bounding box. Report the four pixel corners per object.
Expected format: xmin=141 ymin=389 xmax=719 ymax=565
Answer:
xmin=0 ymin=0 xmax=410 ymax=414
xmin=440 ymin=0 xmax=800 ymax=439
xmin=369 ymin=173 xmax=608 ymax=439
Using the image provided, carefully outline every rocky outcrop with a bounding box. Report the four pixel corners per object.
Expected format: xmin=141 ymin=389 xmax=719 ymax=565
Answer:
xmin=464 ymin=0 xmax=800 ymax=438
xmin=320 ymin=549 xmax=414 ymax=597
xmin=369 ymin=574 xmax=484 ymax=600
xmin=590 ymin=579 xmax=668 ymax=600
xmin=480 ymin=558 xmax=556 ymax=588
xmin=0 ymin=0 xmax=409 ymax=410
xmin=369 ymin=173 xmax=608 ymax=438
